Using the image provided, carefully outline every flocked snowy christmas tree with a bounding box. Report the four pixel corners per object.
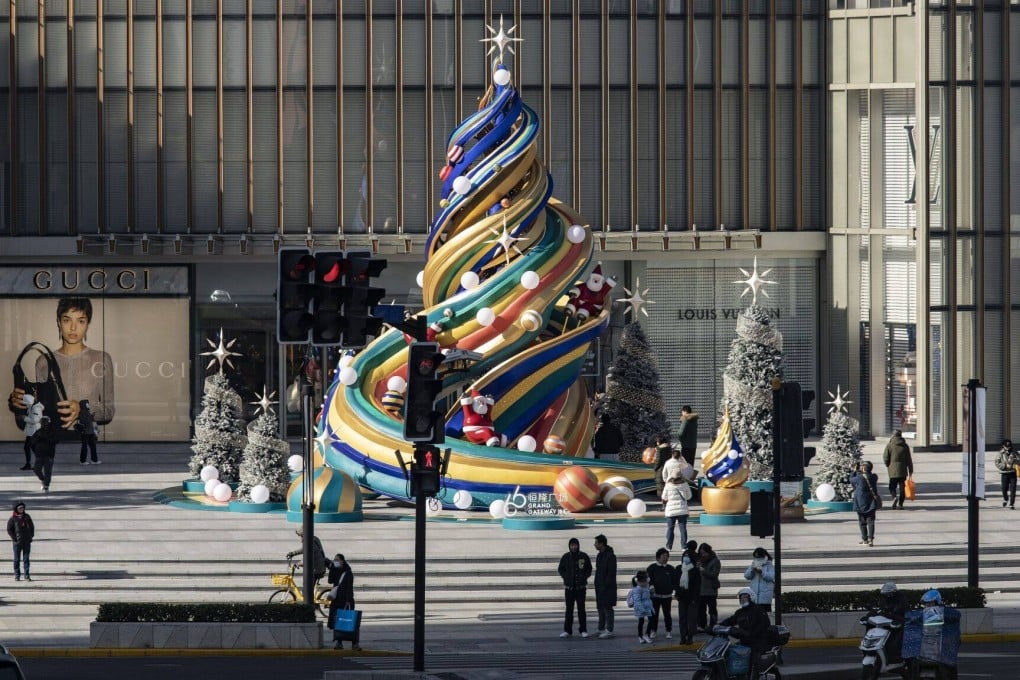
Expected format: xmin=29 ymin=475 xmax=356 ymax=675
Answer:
xmin=236 ymin=389 xmax=292 ymax=502
xmin=811 ymin=386 xmax=863 ymax=502
xmin=188 ymin=330 xmax=248 ymax=484
xmin=721 ymin=259 xmax=785 ymax=480
xmin=601 ymin=283 xmax=670 ymax=462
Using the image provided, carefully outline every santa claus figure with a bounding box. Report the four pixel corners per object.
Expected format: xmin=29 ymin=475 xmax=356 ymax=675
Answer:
xmin=564 ymin=263 xmax=617 ymax=322
xmin=460 ymin=389 xmax=507 ymax=447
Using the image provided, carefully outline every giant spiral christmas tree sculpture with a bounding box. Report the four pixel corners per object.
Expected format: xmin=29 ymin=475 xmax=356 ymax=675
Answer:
xmin=314 ymin=18 xmax=654 ymax=509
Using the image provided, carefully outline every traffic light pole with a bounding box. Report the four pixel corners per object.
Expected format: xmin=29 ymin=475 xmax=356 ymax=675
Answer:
xmin=771 ymin=386 xmax=784 ymax=626
xmin=413 ymin=443 xmax=428 ymax=673
xmin=301 ymin=380 xmax=315 ymax=606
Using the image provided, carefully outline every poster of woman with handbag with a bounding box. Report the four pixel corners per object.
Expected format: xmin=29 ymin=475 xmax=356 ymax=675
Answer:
xmin=8 ymin=297 xmax=115 ymax=492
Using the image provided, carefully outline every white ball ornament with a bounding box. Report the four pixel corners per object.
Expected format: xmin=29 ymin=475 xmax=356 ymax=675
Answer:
xmin=287 ymin=454 xmax=304 ymax=472
xmin=476 ymin=307 xmax=496 ymax=326
xmin=452 ymin=176 xmax=472 ymax=195
xmin=519 ymin=309 xmax=543 ymax=332
xmin=339 ymin=353 xmax=355 ymax=369
xmin=493 ymin=68 xmax=511 ymax=86
xmin=339 ymin=366 xmax=359 ymax=386
xmin=566 ymin=225 xmax=587 ymax=244
xmin=200 ymin=465 xmax=219 ymax=482
xmin=250 ymin=484 xmax=271 ymax=504
xmin=626 ymin=498 xmax=647 ymax=518
xmin=204 ymin=478 xmax=220 ymax=497
xmin=387 ymin=376 xmax=407 ymax=393
xmin=489 ymin=499 xmax=506 ymax=519
xmin=416 ymin=270 xmax=425 ymax=288
xmin=517 ymin=435 xmax=537 ymax=452
xmin=426 ymin=498 xmax=443 ymax=516
xmin=815 ymin=483 xmax=836 ymax=503
xmin=727 ymin=449 xmax=739 ymax=459
xmin=520 ymin=270 xmax=540 ymax=290
xmin=453 ymin=490 xmax=473 ymax=510
xmin=460 ymin=271 xmax=480 ymax=290
xmin=213 ymin=483 xmax=233 ymax=502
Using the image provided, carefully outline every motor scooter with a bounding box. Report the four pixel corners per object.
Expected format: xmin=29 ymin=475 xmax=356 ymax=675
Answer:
xmin=691 ymin=624 xmax=789 ymax=680
xmin=859 ymin=611 xmax=906 ymax=679
xmin=901 ymin=608 xmax=960 ymax=680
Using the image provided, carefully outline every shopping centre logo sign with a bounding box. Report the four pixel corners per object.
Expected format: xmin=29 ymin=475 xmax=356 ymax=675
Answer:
xmin=904 ymin=123 xmax=941 ymax=205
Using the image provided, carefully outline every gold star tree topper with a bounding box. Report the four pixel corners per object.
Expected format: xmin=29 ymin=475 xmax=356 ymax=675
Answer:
xmin=734 ymin=257 xmax=777 ymax=306
xmin=615 ymin=278 xmax=654 ymax=320
xmin=481 ymin=15 xmax=522 ymax=63
xmin=824 ymin=385 xmax=852 ymax=415
xmin=200 ymin=328 xmax=243 ymax=373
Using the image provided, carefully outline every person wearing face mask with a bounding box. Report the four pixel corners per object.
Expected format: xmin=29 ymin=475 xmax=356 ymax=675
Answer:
xmin=720 ymin=587 xmax=771 ymax=680
xmin=742 ymin=547 xmax=775 ymax=614
xmin=326 ymin=554 xmax=360 ymax=651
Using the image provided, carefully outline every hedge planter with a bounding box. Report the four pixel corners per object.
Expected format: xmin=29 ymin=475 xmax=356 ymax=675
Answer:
xmin=780 ymin=608 xmax=994 ymax=640
xmin=89 ymin=621 xmax=323 ymax=649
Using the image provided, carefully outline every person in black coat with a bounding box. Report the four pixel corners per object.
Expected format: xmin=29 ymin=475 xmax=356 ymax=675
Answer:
xmin=592 ymin=415 xmax=624 ymax=460
xmin=721 ymin=588 xmax=772 ymax=680
xmin=557 ymin=537 xmax=593 ymax=637
xmin=593 ymin=534 xmax=617 ymax=638
xmin=850 ymin=460 xmax=880 ymax=546
xmin=674 ymin=541 xmax=700 ymax=644
xmin=326 ymin=554 xmax=359 ymax=650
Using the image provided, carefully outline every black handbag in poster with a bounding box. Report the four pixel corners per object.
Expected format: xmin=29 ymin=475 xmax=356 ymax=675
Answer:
xmin=11 ymin=342 xmax=72 ymax=440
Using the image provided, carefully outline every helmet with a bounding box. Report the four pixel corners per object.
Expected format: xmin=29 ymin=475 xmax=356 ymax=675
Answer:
xmin=921 ymin=589 xmax=942 ymax=606
xmin=880 ymin=582 xmax=898 ymax=596
xmin=737 ymin=587 xmax=756 ymax=605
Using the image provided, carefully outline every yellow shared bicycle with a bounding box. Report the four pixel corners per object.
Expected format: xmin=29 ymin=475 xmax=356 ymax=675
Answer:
xmin=268 ymin=556 xmax=332 ymax=618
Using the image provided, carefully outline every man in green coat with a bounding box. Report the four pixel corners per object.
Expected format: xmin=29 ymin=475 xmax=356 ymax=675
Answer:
xmin=883 ymin=430 xmax=913 ymax=509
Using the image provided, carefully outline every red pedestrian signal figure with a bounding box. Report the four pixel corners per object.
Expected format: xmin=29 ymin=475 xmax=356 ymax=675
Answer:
xmin=424 ymin=449 xmax=434 ymax=469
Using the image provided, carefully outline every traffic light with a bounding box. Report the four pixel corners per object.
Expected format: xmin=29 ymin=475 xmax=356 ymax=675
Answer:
xmin=404 ymin=342 xmax=446 ymax=443
xmin=343 ymin=252 xmax=387 ymax=348
xmin=277 ymin=248 xmax=316 ymax=344
xmin=411 ymin=445 xmax=443 ymax=498
xmin=750 ymin=490 xmax=775 ymax=538
xmin=312 ymin=251 xmax=348 ymax=346
xmin=773 ymin=380 xmax=806 ymax=479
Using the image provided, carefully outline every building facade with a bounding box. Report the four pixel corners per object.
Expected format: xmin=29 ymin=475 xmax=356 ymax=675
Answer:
xmin=0 ymin=0 xmax=1015 ymax=447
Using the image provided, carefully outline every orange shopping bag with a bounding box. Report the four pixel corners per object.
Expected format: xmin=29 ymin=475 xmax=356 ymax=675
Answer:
xmin=904 ymin=476 xmax=916 ymax=501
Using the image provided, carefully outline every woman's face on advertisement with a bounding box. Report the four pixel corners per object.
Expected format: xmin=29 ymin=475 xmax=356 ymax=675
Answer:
xmin=59 ymin=308 xmax=90 ymax=345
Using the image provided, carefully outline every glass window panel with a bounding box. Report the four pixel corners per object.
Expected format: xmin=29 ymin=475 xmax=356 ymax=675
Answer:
xmin=253 ymin=18 xmax=277 ymax=88
xmin=802 ymin=18 xmax=820 ymax=86
xmin=775 ymin=90 xmax=793 ymax=229
xmin=0 ymin=20 xmax=8 ymax=88
xmin=578 ymin=89 xmax=603 ymax=229
xmin=578 ymin=17 xmax=600 ymax=87
xmin=311 ymin=90 xmax=336 ymax=230
xmin=371 ymin=17 xmax=395 ymax=87
xmin=372 ymin=90 xmax=396 ymax=230
xmin=311 ymin=18 xmax=336 ymax=87
xmin=402 ymin=92 xmax=427 ymax=233
xmin=608 ymin=17 xmax=629 ymax=87
xmin=748 ymin=88 xmax=767 ymax=227
xmin=720 ymin=90 xmax=741 ymax=229
xmin=721 ymin=18 xmax=740 ymax=86
xmin=663 ymin=17 xmax=685 ymax=85
xmin=401 ymin=18 xmax=425 ymax=87
xmin=105 ymin=19 xmax=127 ymax=88
xmin=775 ymin=19 xmax=793 ymax=87
xmin=134 ymin=90 xmax=157 ymax=230
xmin=692 ymin=89 xmax=714 ymax=229
xmin=192 ymin=18 xmax=217 ymax=89
xmin=929 ymin=236 xmax=946 ymax=307
xmin=460 ymin=14 xmax=485 ymax=89
xmin=956 ymin=236 xmax=976 ymax=306
xmin=282 ymin=89 xmax=307 ymax=229
xmin=223 ymin=90 xmax=247 ymax=230
xmin=607 ymin=89 xmax=630 ymax=228
xmin=928 ymin=13 xmax=946 ymax=81
xmin=133 ymin=19 xmax=156 ymax=88
xmin=430 ymin=15 xmax=454 ymax=89
xmin=45 ymin=22 xmax=68 ymax=87
xmin=282 ymin=17 xmax=306 ymax=88
xmin=1010 ymin=88 xmax=1020 ymax=231
xmin=881 ymin=89 xmax=916 ymax=231
xmin=955 ymin=86 xmax=976 ymax=230
xmin=1013 ymin=13 xmax=1020 ymax=78
xmin=664 ymin=89 xmax=687 ymax=229
xmin=981 ymin=11 xmax=1001 ymax=81
xmin=76 ymin=92 xmax=99 ymax=230
xmin=342 ymin=89 xmax=365 ymax=232
xmin=637 ymin=18 xmax=657 ymax=86
xmin=984 ymin=87 xmax=1001 ymax=232
xmin=17 ymin=18 xmax=39 ymax=86
xmin=252 ymin=90 xmax=277 ymax=232
xmin=549 ymin=17 xmax=572 ymax=87
xmin=693 ymin=18 xmax=712 ymax=84
xmin=802 ymin=89 xmax=822 ymax=229
xmin=163 ymin=19 xmax=186 ymax=88
xmin=192 ymin=90 xmax=218 ymax=232
xmin=955 ymin=12 xmax=976 ymax=80
xmin=163 ymin=90 xmax=187 ymax=231
xmin=748 ymin=19 xmax=768 ymax=86
xmin=46 ymin=93 xmax=69 ymax=232
xmin=549 ymin=88 xmax=574 ymax=209
xmin=636 ymin=89 xmax=658 ymax=230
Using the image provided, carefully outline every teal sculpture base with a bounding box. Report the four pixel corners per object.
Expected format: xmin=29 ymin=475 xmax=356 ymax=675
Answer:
xmin=286 ymin=510 xmax=363 ymax=523
xmin=182 ymin=479 xmax=205 ymax=493
xmin=806 ymin=499 xmax=854 ymax=512
xmin=502 ymin=515 xmax=576 ymax=531
xmin=228 ymin=500 xmax=286 ymax=513
xmin=697 ymin=512 xmax=751 ymax=526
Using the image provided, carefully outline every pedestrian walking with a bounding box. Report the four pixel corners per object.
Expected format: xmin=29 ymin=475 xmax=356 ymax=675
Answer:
xmin=697 ymin=543 xmax=721 ymax=631
xmin=593 ymin=534 xmax=617 ymax=639
xmin=625 ymin=570 xmax=654 ymax=644
xmin=591 ymin=415 xmax=624 ymax=460
xmin=32 ymin=436 xmax=57 ymax=494
xmin=646 ymin=548 xmax=676 ymax=640
xmin=850 ymin=460 xmax=880 ymax=546
xmin=677 ymin=406 xmax=699 ymax=466
xmin=79 ymin=402 xmax=101 ymax=465
xmin=662 ymin=474 xmax=692 ymax=551
xmin=995 ymin=439 xmax=1019 ymax=509
xmin=20 ymin=435 xmax=34 ymax=471
xmin=883 ymin=429 xmax=913 ymax=509
xmin=557 ymin=537 xmax=592 ymax=638
xmin=662 ymin=447 xmax=695 ymax=488
xmin=653 ymin=434 xmax=672 ymax=507
xmin=7 ymin=501 xmax=34 ymax=581
xmin=674 ymin=543 xmax=699 ymax=644
xmin=743 ymin=547 xmax=775 ymax=613
xmin=287 ymin=528 xmax=329 ymax=582
xmin=326 ymin=554 xmax=360 ymax=650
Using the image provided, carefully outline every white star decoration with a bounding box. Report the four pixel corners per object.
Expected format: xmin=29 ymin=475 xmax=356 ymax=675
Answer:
xmin=616 ymin=278 xmax=654 ymax=319
xmin=486 ymin=215 xmax=527 ymax=265
xmin=200 ymin=328 xmax=243 ymax=373
xmin=250 ymin=386 xmax=278 ymax=416
xmin=313 ymin=424 xmax=334 ymax=458
xmin=825 ymin=385 xmax=852 ymax=415
xmin=735 ymin=257 xmax=777 ymax=306
xmin=481 ymin=15 xmax=522 ymax=63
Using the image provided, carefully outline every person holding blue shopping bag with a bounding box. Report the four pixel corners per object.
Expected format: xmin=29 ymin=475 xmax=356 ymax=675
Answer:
xmin=327 ymin=554 xmax=361 ymax=651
